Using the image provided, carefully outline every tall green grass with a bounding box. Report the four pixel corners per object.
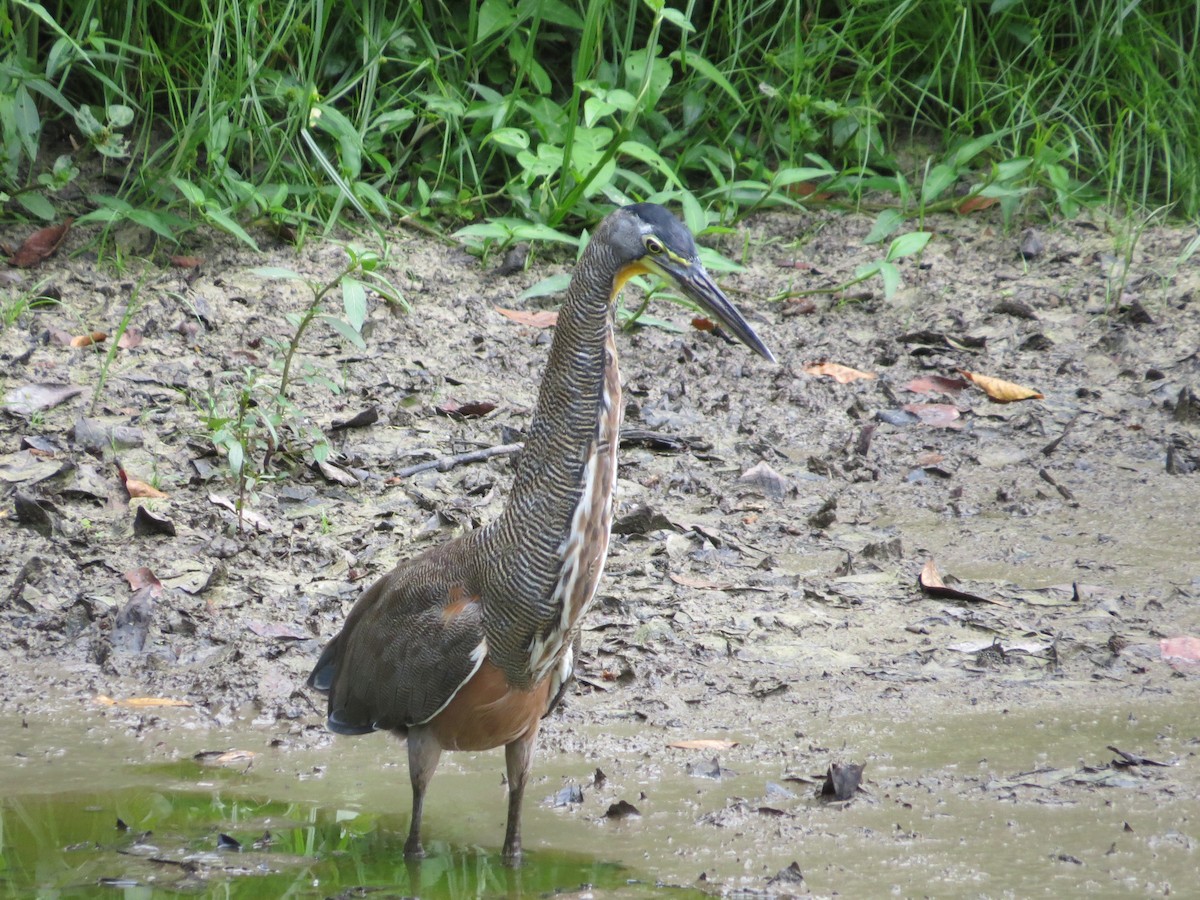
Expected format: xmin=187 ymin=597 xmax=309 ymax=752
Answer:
xmin=1 ymin=0 xmax=1197 ymax=243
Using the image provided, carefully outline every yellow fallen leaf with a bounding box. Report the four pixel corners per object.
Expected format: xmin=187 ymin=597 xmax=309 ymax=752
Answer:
xmin=666 ymin=739 xmax=741 ymax=751
xmin=127 ymin=478 xmax=168 ymax=499
xmin=95 ymin=695 xmax=192 ymax=708
xmin=958 ymin=369 xmax=1043 ymax=402
xmin=70 ymin=331 xmax=107 ymax=348
xmin=804 ymin=361 xmax=876 ymax=383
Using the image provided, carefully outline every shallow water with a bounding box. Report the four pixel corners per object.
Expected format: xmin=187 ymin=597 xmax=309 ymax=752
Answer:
xmin=2 ymin=695 xmax=1195 ymax=897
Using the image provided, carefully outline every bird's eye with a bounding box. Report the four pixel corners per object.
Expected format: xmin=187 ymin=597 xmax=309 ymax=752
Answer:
xmin=644 ymin=236 xmax=664 ymax=254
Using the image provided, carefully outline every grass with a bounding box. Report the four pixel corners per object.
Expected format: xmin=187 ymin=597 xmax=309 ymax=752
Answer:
xmin=1 ymin=0 xmax=1197 ymax=244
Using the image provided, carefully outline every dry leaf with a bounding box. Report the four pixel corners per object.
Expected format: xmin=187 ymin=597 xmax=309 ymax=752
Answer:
xmin=667 ymin=739 xmax=741 ymax=751
xmin=495 ymin=306 xmax=558 ymax=328
xmin=168 ymin=254 xmax=203 ymax=268
xmin=8 ymin=219 xmax=73 ymax=267
xmin=124 ymin=566 xmax=163 ymax=594
xmin=902 ymin=403 xmax=962 ymax=428
xmin=436 ymin=400 xmax=497 ymax=419
xmin=70 ymin=331 xmax=107 ymax=348
xmin=804 ymin=362 xmax=876 ymax=383
xmin=95 ymin=695 xmax=192 ymax=708
xmin=958 ymin=369 xmax=1044 ymax=403
xmin=917 ymin=560 xmax=1005 ymax=605
xmin=905 ymin=375 xmax=970 ymax=394
xmin=956 ymin=195 xmax=999 ymax=215
xmin=669 ymin=573 xmax=730 ymax=590
xmin=127 ymin=478 xmax=167 ymax=499
xmin=4 ymin=383 xmax=84 ymax=414
xmin=691 ymin=316 xmax=715 ymax=332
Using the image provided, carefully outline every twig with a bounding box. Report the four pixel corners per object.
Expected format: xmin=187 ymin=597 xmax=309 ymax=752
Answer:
xmin=394 ymin=443 xmax=523 ymax=479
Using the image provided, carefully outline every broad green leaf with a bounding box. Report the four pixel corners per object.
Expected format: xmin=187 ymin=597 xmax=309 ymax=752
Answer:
xmin=455 ymin=222 xmax=513 ymax=243
xmin=172 ymin=177 xmax=206 ymax=206
xmin=319 ymin=314 xmax=367 ymax=349
xmin=342 ymin=277 xmax=367 ymax=332
xmin=487 ymin=127 xmax=530 ymax=151
xmin=878 ymin=261 xmax=901 ymax=298
xmin=16 ymin=192 xmax=56 ymax=220
xmin=921 ymin=163 xmax=958 ymax=204
xmin=227 ymin=441 xmax=244 ymax=477
xmin=583 ymin=97 xmax=617 ymax=127
xmin=660 ymin=7 xmax=694 ymax=31
xmin=519 ymin=272 xmax=571 ymax=301
xmin=251 ymin=266 xmax=305 ymax=280
xmin=478 ymin=0 xmax=515 ymax=41
xmin=865 ymin=209 xmax=904 ymax=245
xmin=106 ymin=104 xmax=134 ymax=128
xmin=13 ymin=85 xmax=40 ymax=160
xmin=511 ymin=222 xmax=579 ymax=245
xmin=772 ymin=166 xmax=835 ymax=188
xmin=886 ymin=231 xmax=932 ymax=261
xmin=953 ymin=132 xmax=1001 ymax=167
xmin=205 ymin=208 xmax=260 ymax=251
xmin=618 ymin=140 xmax=683 ymax=188
xmin=127 ymin=208 xmax=177 ymax=241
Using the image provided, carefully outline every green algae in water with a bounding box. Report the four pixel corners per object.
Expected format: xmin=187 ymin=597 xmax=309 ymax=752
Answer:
xmin=0 ymin=789 xmax=670 ymax=898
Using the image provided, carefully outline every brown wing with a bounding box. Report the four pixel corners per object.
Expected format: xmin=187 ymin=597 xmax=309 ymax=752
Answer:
xmin=307 ymin=537 xmax=485 ymax=735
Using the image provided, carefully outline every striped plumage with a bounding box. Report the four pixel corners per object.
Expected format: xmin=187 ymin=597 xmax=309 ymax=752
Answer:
xmin=308 ymin=203 xmax=774 ymax=863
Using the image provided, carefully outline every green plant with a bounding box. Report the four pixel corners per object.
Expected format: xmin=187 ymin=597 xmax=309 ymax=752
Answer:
xmin=0 ymin=277 xmax=56 ymax=327
xmin=88 ymin=280 xmax=145 ymax=415
xmin=253 ymin=243 xmax=405 ymax=410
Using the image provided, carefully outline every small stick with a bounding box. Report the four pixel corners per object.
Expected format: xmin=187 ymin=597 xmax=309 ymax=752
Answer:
xmin=393 ymin=443 xmax=523 ymax=479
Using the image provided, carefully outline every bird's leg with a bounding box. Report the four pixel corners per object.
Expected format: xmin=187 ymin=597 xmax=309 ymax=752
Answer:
xmin=404 ymin=726 xmax=443 ymax=858
xmin=501 ymin=723 xmax=541 ymax=865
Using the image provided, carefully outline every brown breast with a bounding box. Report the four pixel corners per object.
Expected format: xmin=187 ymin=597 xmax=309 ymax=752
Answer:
xmin=429 ymin=657 xmax=552 ymax=751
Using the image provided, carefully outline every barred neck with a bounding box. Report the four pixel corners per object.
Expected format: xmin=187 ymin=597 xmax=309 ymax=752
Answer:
xmin=477 ymin=237 xmax=623 ymax=685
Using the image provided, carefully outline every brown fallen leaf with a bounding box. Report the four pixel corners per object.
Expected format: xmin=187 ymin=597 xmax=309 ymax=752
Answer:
xmin=668 ymin=573 xmax=730 ymax=590
xmin=168 ymin=254 xmax=204 ymax=268
xmin=95 ymin=695 xmax=192 ymax=708
xmin=116 ymin=460 xmax=167 ymax=498
xmin=905 ymin=374 xmax=970 ymax=394
xmin=436 ymin=400 xmax=496 ymax=419
xmin=495 ymin=306 xmax=558 ymax=328
xmin=70 ymin=331 xmax=107 ymax=348
xmin=902 ymin=402 xmax=962 ymax=428
xmin=124 ymin=566 xmax=164 ymax=595
xmin=918 ymin=559 xmax=1006 ymax=605
xmin=691 ymin=316 xmax=715 ymax=332
xmin=804 ymin=361 xmax=876 ymax=383
xmin=956 ymin=195 xmax=999 ymax=215
xmin=667 ymin=739 xmax=741 ymax=751
xmin=8 ymin=219 xmax=73 ymax=267
xmin=958 ymin=369 xmax=1044 ymax=403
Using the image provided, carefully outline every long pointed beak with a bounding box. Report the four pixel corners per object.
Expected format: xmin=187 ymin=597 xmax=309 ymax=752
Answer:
xmin=664 ymin=262 xmax=776 ymax=364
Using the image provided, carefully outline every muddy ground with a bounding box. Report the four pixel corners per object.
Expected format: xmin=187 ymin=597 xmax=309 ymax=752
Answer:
xmin=2 ymin=204 xmax=1199 ymax=897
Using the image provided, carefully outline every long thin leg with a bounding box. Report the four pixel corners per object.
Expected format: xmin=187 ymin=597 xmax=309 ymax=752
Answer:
xmin=501 ymin=722 xmax=540 ymax=865
xmin=405 ymin=726 xmax=443 ymax=858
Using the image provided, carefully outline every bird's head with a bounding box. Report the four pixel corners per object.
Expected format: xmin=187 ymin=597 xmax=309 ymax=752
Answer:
xmin=599 ymin=203 xmax=776 ymax=363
